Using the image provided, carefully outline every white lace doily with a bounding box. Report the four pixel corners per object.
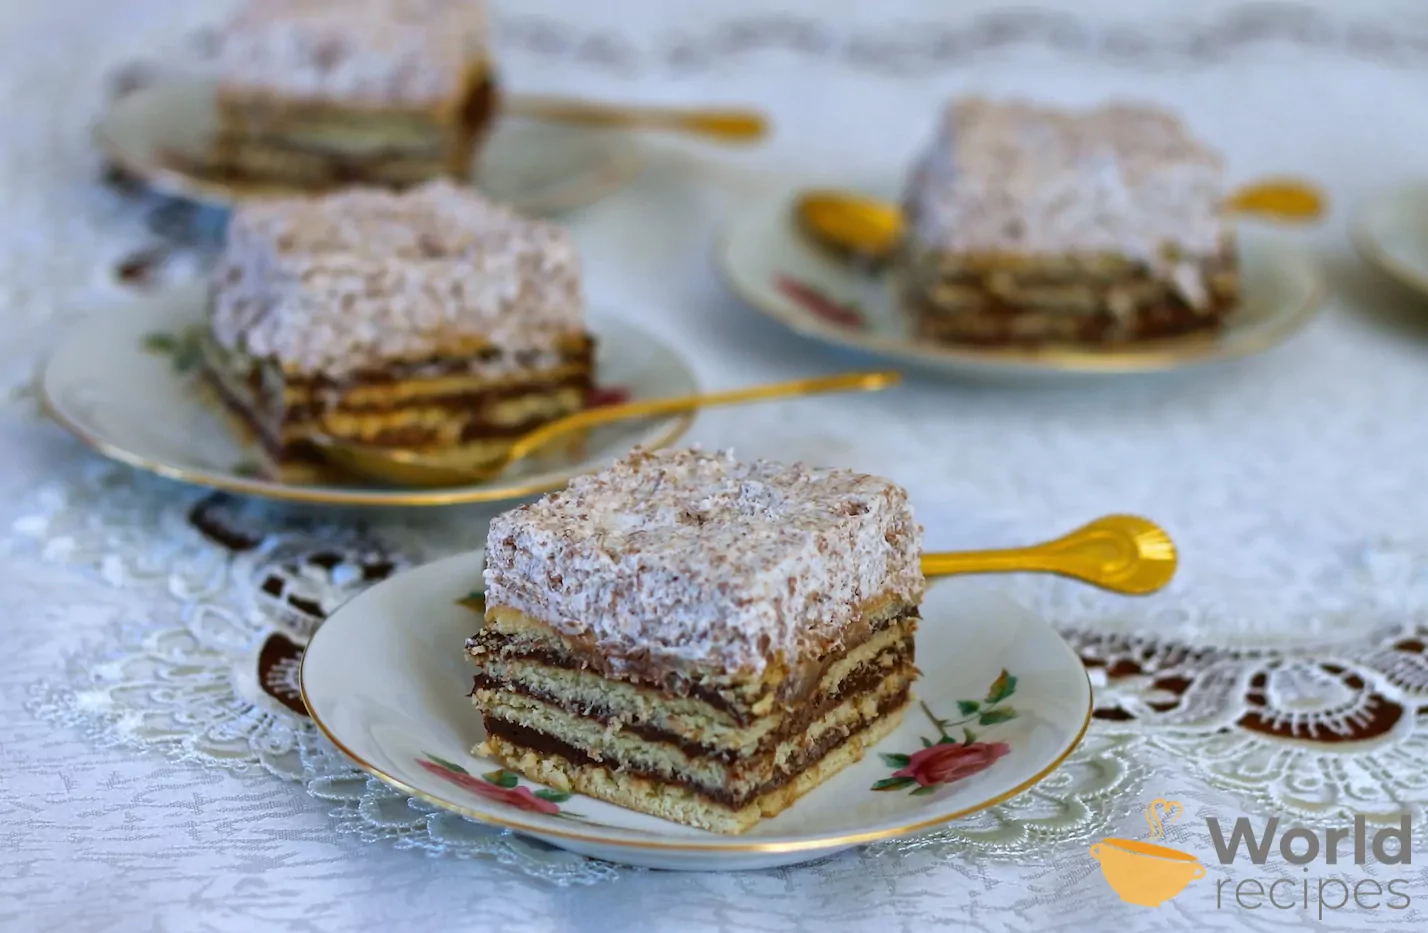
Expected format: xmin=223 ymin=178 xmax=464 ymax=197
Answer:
xmin=15 ymin=459 xmax=1147 ymax=870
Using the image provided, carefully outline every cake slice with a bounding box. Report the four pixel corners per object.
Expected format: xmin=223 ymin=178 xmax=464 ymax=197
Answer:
xmin=900 ymin=98 xmax=1239 ymax=346
xmin=204 ymin=179 xmax=591 ymax=482
xmin=469 ymin=448 xmax=924 ymax=833
xmin=209 ymin=0 xmax=497 ymax=188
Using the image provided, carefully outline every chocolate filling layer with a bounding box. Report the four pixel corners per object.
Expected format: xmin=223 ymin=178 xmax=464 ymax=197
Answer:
xmin=203 ymin=366 xmax=289 ymax=459
xmin=473 ymin=639 xmax=752 ymax=720
xmin=472 ymin=641 xmax=913 ymax=765
xmin=470 ymin=609 xmax=918 ymax=726
xmin=908 ymin=294 xmax=1236 ymax=346
xmin=901 ymin=250 xmax=1239 ymax=347
xmin=207 ymin=75 xmax=499 ymax=187
xmin=211 ymin=132 xmax=451 ymax=162
xmin=905 ymin=248 xmax=1238 ymax=289
xmin=197 ymin=143 xmax=447 ymax=187
xmin=279 ymin=338 xmax=594 ymax=391
xmin=207 ymin=364 xmax=575 ymax=458
xmin=205 ymin=363 xmax=591 ymax=457
xmin=459 ymin=70 xmax=505 ymax=170
xmin=483 ymin=686 xmax=911 ymax=810
xmin=458 ymin=70 xmax=499 ymax=150
xmin=283 ymin=372 xmax=592 ymax=423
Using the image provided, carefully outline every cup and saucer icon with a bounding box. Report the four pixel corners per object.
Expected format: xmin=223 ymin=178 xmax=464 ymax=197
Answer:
xmin=1090 ymin=799 xmax=1206 ymax=908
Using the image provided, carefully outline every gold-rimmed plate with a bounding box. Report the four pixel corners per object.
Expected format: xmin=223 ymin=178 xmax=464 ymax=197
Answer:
xmin=96 ymin=78 xmax=642 ymax=215
xmin=1352 ymin=182 xmax=1428 ymax=300
xmin=40 ymin=283 xmax=695 ymax=507
xmin=300 ymin=549 xmax=1092 ymax=870
xmin=718 ymin=183 xmax=1324 ymax=380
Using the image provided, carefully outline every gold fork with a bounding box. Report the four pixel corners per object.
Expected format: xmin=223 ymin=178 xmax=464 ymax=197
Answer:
xmin=922 ymin=515 xmax=1176 ymax=595
xmin=508 ymin=96 xmax=769 ymax=143
xmin=310 ymin=370 xmax=900 ymax=488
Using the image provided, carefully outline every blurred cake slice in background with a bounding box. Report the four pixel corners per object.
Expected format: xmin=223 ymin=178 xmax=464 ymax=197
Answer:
xmin=470 ymin=448 xmax=925 ymax=834
xmin=900 ymin=98 xmax=1239 ymax=347
xmin=210 ymin=0 xmax=497 ymax=188
xmin=203 ymin=179 xmax=592 ymax=482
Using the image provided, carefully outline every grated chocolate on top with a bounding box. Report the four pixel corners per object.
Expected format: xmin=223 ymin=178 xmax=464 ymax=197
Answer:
xmin=209 ymin=179 xmax=583 ymax=376
xmin=215 ymin=0 xmax=489 ymax=107
xmin=903 ymin=98 xmax=1228 ymax=302
xmin=483 ymin=448 xmax=925 ymax=677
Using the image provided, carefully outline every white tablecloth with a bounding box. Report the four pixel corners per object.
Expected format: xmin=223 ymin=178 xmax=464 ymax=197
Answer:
xmin=7 ymin=1 xmax=1428 ymax=930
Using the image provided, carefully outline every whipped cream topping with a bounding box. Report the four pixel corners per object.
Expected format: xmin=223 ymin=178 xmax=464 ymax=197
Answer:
xmin=903 ymin=98 xmax=1229 ymax=297
xmin=209 ymin=179 xmax=583 ymax=376
xmin=216 ymin=0 xmax=488 ymax=107
xmin=483 ymin=448 xmax=925 ymax=677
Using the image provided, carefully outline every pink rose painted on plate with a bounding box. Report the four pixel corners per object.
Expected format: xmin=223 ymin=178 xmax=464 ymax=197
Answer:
xmin=588 ymin=385 xmax=632 ymax=408
xmin=774 ymin=276 xmax=866 ymax=329
xmin=892 ymin=740 xmax=1010 ymax=787
xmin=419 ymin=755 xmax=585 ymax=819
xmin=873 ymin=669 xmax=1017 ymax=795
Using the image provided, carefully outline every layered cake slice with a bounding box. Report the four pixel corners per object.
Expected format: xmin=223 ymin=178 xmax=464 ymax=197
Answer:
xmin=209 ymin=0 xmax=497 ymax=188
xmin=469 ymin=448 xmax=924 ymax=833
xmin=901 ymin=98 xmax=1239 ymax=346
xmin=204 ymin=179 xmax=592 ymax=481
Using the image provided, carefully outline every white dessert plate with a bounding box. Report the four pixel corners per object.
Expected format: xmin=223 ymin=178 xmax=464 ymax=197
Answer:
xmin=718 ymin=183 xmax=1324 ymax=380
xmin=300 ymin=549 xmax=1093 ymax=871
xmin=1352 ymin=182 xmax=1428 ymax=300
xmin=40 ymin=283 xmax=695 ymax=507
xmin=96 ymin=78 xmax=642 ymax=216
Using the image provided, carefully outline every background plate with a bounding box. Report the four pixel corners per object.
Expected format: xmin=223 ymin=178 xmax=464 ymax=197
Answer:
xmin=97 ymin=79 xmax=643 ymax=216
xmin=719 ymin=185 xmax=1323 ymax=381
xmin=1353 ymin=182 xmax=1428 ymax=300
xmin=41 ymin=284 xmax=695 ymax=507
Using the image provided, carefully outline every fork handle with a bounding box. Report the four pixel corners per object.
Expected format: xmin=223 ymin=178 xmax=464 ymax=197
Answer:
xmin=507 ymin=371 xmax=900 ymax=462
xmin=508 ymin=96 xmax=769 ymax=142
xmin=920 ymin=515 xmax=1178 ymax=595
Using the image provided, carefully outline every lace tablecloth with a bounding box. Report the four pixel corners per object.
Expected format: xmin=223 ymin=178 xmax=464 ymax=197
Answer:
xmin=7 ymin=1 xmax=1428 ymax=930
